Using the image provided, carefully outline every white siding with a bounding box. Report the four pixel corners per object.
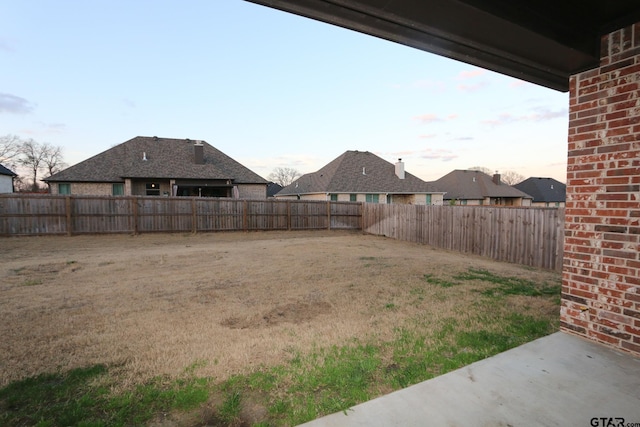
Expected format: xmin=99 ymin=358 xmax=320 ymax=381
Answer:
xmin=0 ymin=175 xmax=13 ymax=193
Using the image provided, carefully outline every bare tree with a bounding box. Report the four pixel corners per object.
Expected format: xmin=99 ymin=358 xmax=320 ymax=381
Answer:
xmin=0 ymin=134 xmax=22 ymax=165
xmin=17 ymin=139 xmax=51 ymax=191
xmin=42 ymin=144 xmax=66 ymax=178
xmin=268 ymin=167 xmax=302 ymax=187
xmin=501 ymin=170 xmax=526 ymax=185
xmin=12 ymin=174 xmax=29 ymax=192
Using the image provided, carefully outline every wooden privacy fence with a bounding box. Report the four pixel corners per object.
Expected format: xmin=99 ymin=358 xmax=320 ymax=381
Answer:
xmin=1 ymin=195 xmax=565 ymax=271
xmin=362 ymin=204 xmax=565 ymax=271
xmin=0 ymin=195 xmax=362 ymax=235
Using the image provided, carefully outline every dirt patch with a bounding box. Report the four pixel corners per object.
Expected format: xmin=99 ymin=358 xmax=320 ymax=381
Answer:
xmin=0 ymin=230 xmax=560 ymax=388
xmin=222 ymin=301 xmax=333 ymax=329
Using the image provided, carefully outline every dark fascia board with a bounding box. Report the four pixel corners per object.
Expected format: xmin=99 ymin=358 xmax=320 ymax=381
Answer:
xmin=455 ymin=0 xmax=640 ymax=49
xmin=244 ymin=0 xmax=639 ymax=92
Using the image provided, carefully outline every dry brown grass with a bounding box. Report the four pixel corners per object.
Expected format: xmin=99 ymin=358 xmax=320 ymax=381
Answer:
xmin=0 ymin=230 xmax=559 ymax=389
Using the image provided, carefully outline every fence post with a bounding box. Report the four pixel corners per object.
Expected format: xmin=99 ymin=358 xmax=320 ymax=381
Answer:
xmin=131 ymin=197 xmax=139 ymax=235
xmin=65 ymin=196 xmax=72 ymax=236
xmin=243 ymin=200 xmax=248 ymax=231
xmin=192 ymin=198 xmax=197 ymax=234
xmin=327 ymin=201 xmax=331 ymax=230
xmin=287 ymin=201 xmax=291 ymax=230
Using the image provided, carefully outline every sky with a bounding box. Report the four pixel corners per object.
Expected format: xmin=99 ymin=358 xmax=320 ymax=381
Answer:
xmin=0 ymin=0 xmax=569 ymax=183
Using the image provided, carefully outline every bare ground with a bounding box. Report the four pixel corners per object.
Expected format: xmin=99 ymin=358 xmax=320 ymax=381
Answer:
xmin=0 ymin=230 xmax=560 ymax=389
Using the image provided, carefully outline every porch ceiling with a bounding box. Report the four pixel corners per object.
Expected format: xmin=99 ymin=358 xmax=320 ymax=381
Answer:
xmin=245 ymin=0 xmax=640 ymax=91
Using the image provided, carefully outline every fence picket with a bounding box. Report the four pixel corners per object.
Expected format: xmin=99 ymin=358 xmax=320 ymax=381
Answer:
xmin=361 ymin=204 xmax=564 ymax=271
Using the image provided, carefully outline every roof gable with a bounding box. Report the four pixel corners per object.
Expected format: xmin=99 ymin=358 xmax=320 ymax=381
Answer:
xmin=45 ymin=136 xmax=267 ymax=184
xmin=0 ymin=164 xmax=17 ymax=177
xmin=434 ymin=170 xmax=533 ymax=200
xmin=278 ymin=151 xmax=442 ymax=195
xmin=514 ymin=177 xmax=566 ymax=202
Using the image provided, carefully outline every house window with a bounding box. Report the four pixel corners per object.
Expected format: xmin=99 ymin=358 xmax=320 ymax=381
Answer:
xmin=350 ymin=194 xmax=357 ymax=202
xmin=462 ymin=199 xmax=467 ymax=205
xmin=58 ymin=183 xmax=71 ymax=195
xmin=112 ymin=183 xmax=124 ymax=196
xmin=386 ymin=194 xmax=392 ymax=204
xmin=426 ymin=194 xmax=432 ymax=205
xmin=146 ymin=182 xmax=160 ymax=196
xmin=330 ymin=194 xmax=338 ymax=201
xmin=365 ymin=194 xmax=379 ymax=203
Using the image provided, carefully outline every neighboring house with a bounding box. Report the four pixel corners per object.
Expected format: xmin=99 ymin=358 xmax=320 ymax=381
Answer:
xmin=275 ymin=150 xmax=445 ymax=205
xmin=514 ymin=177 xmax=566 ymax=207
xmin=44 ymin=136 xmax=268 ymax=198
xmin=0 ymin=164 xmax=17 ymax=193
xmin=267 ymin=182 xmax=283 ymax=198
xmin=433 ymin=169 xmax=533 ymax=206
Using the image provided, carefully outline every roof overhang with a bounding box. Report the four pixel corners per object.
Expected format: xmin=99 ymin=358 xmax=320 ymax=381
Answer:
xmin=245 ymin=0 xmax=640 ymax=92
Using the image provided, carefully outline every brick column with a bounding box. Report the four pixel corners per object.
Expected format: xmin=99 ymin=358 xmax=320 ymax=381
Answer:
xmin=561 ymin=23 xmax=640 ymax=355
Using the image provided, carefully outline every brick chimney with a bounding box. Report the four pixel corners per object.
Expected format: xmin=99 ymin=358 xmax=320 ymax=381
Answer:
xmin=395 ymin=158 xmax=405 ymax=179
xmin=194 ymin=141 xmax=204 ymax=165
xmin=492 ymin=173 xmax=501 ymax=185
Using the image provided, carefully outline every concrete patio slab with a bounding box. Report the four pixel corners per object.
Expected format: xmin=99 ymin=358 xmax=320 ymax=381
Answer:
xmin=300 ymin=332 xmax=640 ymax=427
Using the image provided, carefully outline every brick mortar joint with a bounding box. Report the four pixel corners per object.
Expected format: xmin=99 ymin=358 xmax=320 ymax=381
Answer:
xmin=602 ymin=24 xmax=640 ymax=58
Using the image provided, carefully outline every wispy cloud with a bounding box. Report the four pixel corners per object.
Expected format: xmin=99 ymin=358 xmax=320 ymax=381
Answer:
xmin=509 ymin=80 xmax=528 ymax=89
xmin=387 ymin=150 xmax=419 ymax=157
xmin=381 ymin=148 xmax=457 ymax=162
xmin=0 ymin=93 xmax=35 ymax=114
xmin=455 ymin=68 xmax=489 ymax=92
xmin=482 ymin=107 xmax=568 ymax=127
xmin=41 ymin=122 xmax=66 ymax=134
xmin=531 ymin=106 xmax=567 ymax=120
xmin=449 ymin=136 xmax=474 ymax=141
xmin=457 ymin=69 xmax=486 ymax=79
xmin=457 ymin=82 xmax=489 ymax=92
xmin=122 ymin=98 xmax=136 ymax=108
xmin=481 ymin=113 xmax=512 ymax=127
xmin=0 ymin=38 xmax=14 ymax=53
xmin=419 ymin=134 xmax=437 ymax=139
xmin=19 ymin=122 xmax=66 ymax=136
xmin=413 ymin=113 xmax=441 ymax=123
xmin=377 ymin=150 xmax=417 ymax=158
xmin=413 ymin=113 xmax=458 ymax=124
xmin=420 ymin=148 xmax=457 ymax=162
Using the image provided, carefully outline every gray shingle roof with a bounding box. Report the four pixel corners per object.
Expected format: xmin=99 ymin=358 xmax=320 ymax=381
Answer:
xmin=267 ymin=182 xmax=283 ymax=197
xmin=514 ymin=177 xmax=566 ymax=203
xmin=44 ymin=136 xmax=267 ymax=184
xmin=0 ymin=164 xmax=17 ymax=177
xmin=433 ymin=170 xmax=533 ymax=200
xmin=277 ymin=151 xmax=442 ymax=195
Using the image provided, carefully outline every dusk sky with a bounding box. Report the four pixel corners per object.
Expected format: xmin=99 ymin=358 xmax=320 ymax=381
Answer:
xmin=1 ymin=0 xmax=569 ymax=183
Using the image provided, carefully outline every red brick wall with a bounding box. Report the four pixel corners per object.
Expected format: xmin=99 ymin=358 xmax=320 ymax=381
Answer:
xmin=561 ymin=23 xmax=640 ymax=355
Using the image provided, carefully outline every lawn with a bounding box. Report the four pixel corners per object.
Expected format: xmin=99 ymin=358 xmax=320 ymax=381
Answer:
xmin=0 ymin=231 xmax=561 ymax=426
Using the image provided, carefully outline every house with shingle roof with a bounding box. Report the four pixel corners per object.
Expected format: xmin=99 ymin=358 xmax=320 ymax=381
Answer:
xmin=275 ymin=150 xmax=445 ymax=205
xmin=433 ymin=169 xmax=533 ymax=206
xmin=0 ymin=164 xmax=17 ymax=193
xmin=44 ymin=136 xmax=268 ymax=198
xmin=514 ymin=177 xmax=566 ymax=207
